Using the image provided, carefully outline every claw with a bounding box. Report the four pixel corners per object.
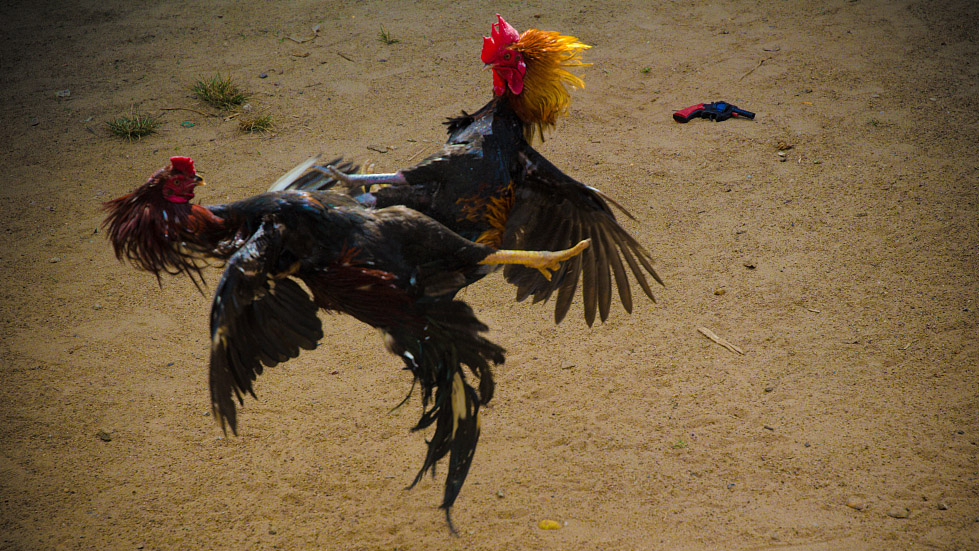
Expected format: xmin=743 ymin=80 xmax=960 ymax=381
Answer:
xmin=326 ymin=164 xmax=355 ymax=188
xmin=479 ymin=239 xmax=591 ymax=280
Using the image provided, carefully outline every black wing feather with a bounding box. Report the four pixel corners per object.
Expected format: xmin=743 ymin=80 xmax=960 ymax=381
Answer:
xmin=208 ymin=222 xmax=323 ymax=435
xmin=500 ymin=145 xmax=663 ymax=325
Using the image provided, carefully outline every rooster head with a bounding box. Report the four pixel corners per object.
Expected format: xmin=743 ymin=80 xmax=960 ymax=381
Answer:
xmin=480 ymin=15 xmax=591 ymax=142
xmin=481 ymin=14 xmax=526 ymax=96
xmin=160 ymin=156 xmax=204 ymax=203
xmin=103 ymin=156 xmax=211 ymax=285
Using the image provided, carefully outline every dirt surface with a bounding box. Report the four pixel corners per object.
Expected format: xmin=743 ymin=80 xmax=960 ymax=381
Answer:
xmin=2 ymin=1 xmax=977 ymax=549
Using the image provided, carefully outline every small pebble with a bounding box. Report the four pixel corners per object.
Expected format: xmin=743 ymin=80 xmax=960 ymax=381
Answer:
xmin=496 ymin=489 xmax=505 ymax=498
xmin=937 ymin=501 xmax=949 ymax=510
xmin=97 ymin=430 xmax=112 ymax=442
xmin=49 ymin=257 xmax=61 ymax=263
xmin=259 ymin=72 xmax=268 ymax=78
xmin=714 ymin=289 xmax=726 ymax=296
xmin=846 ymin=496 xmax=865 ymax=511
xmin=764 ymin=386 xmax=774 ymax=393
xmin=886 ymin=506 xmax=909 ymax=519
xmin=93 ymin=304 xmax=102 ymax=310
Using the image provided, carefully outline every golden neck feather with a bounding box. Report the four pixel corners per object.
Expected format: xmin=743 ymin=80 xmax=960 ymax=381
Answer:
xmin=506 ymin=29 xmax=591 ymax=143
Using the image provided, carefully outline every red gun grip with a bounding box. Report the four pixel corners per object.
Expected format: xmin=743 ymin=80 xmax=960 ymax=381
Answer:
xmin=673 ymin=103 xmax=705 ymax=123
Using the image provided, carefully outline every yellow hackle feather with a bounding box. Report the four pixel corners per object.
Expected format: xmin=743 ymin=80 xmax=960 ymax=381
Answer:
xmin=473 ymin=183 xmax=515 ymax=248
xmin=508 ymin=28 xmax=591 ymax=142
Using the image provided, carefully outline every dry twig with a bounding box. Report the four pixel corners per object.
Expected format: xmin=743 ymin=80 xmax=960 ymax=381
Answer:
xmin=697 ymin=327 xmax=745 ymax=355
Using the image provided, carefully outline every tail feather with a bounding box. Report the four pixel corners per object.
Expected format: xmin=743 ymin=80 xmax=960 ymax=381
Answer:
xmin=386 ymin=299 xmax=503 ymax=528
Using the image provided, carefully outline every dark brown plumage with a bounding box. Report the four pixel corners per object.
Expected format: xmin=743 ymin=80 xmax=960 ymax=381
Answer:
xmin=279 ymin=15 xmax=663 ymax=326
xmin=104 ymin=157 xmax=588 ymax=531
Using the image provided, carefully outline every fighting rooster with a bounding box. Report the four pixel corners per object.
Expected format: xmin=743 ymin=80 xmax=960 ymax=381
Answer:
xmin=103 ymin=156 xmax=589 ymax=530
xmin=282 ymin=14 xmax=663 ymax=326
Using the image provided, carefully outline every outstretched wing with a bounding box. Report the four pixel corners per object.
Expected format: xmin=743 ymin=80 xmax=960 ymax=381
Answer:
xmin=502 ymin=146 xmax=664 ymax=326
xmin=208 ymin=220 xmax=323 ymax=435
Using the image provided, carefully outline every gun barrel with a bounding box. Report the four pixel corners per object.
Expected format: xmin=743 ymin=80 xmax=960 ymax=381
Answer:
xmin=732 ymin=107 xmax=755 ymax=119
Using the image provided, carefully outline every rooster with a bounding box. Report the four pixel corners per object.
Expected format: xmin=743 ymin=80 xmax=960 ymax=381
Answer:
xmin=103 ymin=156 xmax=589 ymax=530
xmin=282 ymin=14 xmax=664 ymax=326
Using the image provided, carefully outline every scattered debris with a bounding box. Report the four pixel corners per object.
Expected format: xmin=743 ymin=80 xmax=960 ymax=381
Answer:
xmin=287 ymin=24 xmax=320 ymax=44
xmin=697 ymin=327 xmax=745 ymax=355
xmin=96 ymin=430 xmax=112 ymax=442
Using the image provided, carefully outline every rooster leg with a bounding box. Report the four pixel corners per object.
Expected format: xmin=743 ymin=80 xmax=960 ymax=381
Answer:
xmin=325 ymin=165 xmax=407 ymax=189
xmin=480 ymin=239 xmax=591 ymax=281
xmin=325 ymin=165 xmax=408 ymax=208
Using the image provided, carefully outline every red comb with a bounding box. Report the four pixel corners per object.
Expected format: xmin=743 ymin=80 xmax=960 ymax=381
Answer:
xmin=169 ymin=156 xmax=196 ymax=175
xmin=481 ymin=14 xmax=520 ymax=64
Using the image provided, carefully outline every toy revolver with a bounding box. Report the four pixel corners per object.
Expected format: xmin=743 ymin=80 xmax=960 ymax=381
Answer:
xmin=673 ymin=101 xmax=755 ymax=123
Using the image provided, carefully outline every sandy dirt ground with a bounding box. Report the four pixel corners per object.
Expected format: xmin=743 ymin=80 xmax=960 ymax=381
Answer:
xmin=1 ymin=1 xmax=977 ymax=549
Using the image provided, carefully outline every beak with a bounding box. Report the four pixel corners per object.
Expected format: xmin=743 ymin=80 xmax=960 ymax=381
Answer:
xmin=194 ymin=175 xmax=206 ymax=186
xmin=483 ymin=63 xmax=492 ymax=71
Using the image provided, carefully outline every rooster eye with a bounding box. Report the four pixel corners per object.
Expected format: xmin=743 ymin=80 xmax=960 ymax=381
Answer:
xmin=503 ymin=52 xmax=511 ymax=60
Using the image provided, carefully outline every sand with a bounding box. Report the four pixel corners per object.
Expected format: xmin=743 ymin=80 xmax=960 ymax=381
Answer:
xmin=1 ymin=1 xmax=977 ymax=549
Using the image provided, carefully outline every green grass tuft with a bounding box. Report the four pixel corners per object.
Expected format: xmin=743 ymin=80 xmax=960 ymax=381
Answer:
xmin=239 ymin=113 xmax=274 ymax=133
xmin=192 ymin=74 xmax=247 ymax=111
xmin=377 ymin=25 xmax=399 ymax=45
xmin=107 ymin=107 xmax=161 ymax=140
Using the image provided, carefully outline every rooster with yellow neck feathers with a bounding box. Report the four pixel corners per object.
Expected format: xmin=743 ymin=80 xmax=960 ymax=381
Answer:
xmin=283 ymin=15 xmax=663 ymax=326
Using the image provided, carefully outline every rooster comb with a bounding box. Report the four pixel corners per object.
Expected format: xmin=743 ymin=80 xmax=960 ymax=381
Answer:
xmin=169 ymin=156 xmax=196 ymax=175
xmin=481 ymin=14 xmax=520 ymax=63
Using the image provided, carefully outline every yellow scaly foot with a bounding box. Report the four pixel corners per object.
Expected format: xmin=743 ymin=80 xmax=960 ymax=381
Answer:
xmin=479 ymin=239 xmax=591 ymax=280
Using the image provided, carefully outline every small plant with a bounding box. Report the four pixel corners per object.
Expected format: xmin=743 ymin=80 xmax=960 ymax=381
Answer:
xmin=377 ymin=25 xmax=399 ymax=45
xmin=867 ymin=118 xmax=880 ymax=127
xmin=193 ymin=74 xmax=247 ymax=111
xmin=641 ymin=66 xmax=652 ymax=74
xmin=671 ymin=439 xmax=688 ymax=449
xmin=107 ymin=107 xmax=161 ymax=140
xmin=239 ymin=113 xmax=274 ymax=133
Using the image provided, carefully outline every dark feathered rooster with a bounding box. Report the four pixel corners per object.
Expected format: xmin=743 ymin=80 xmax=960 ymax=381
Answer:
xmin=280 ymin=14 xmax=664 ymax=326
xmin=103 ymin=156 xmax=589 ymax=530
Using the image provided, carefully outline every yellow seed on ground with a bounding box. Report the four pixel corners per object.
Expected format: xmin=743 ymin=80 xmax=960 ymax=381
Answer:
xmin=538 ymin=519 xmax=561 ymax=530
